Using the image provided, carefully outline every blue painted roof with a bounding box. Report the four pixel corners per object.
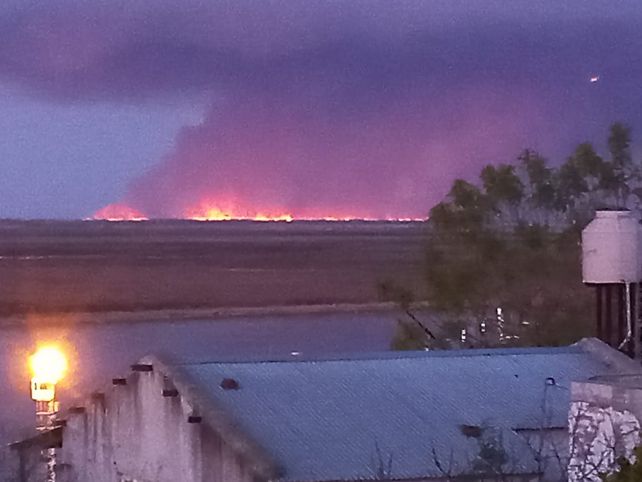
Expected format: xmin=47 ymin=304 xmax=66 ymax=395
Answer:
xmin=177 ymin=344 xmax=623 ymax=481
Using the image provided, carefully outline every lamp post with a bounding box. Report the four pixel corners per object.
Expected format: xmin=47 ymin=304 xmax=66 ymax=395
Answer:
xmin=29 ymin=347 xmax=67 ymax=482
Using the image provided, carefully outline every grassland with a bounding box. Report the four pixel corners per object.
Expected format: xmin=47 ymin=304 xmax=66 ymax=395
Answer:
xmin=0 ymin=220 xmax=427 ymax=322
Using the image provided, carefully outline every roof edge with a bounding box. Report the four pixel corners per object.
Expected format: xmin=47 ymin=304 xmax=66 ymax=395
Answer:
xmin=173 ymin=345 xmax=585 ymax=366
xmin=9 ymin=426 xmax=63 ymax=451
xmin=140 ymin=355 xmax=283 ymax=480
xmin=573 ymin=337 xmax=642 ymax=374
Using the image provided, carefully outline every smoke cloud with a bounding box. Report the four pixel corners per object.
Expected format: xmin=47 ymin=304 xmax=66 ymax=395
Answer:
xmin=1 ymin=1 xmax=641 ymax=218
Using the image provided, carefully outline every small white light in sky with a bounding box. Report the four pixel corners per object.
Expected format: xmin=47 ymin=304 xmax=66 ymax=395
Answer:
xmin=590 ymin=75 xmax=600 ymax=83
xmin=290 ymin=351 xmax=301 ymax=356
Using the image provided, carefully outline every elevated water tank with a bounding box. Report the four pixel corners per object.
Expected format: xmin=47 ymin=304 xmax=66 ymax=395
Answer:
xmin=582 ymin=210 xmax=642 ymax=284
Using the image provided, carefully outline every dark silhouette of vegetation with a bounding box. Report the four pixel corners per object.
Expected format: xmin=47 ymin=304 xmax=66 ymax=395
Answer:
xmin=601 ymin=446 xmax=642 ymax=481
xmin=391 ymin=123 xmax=640 ymax=350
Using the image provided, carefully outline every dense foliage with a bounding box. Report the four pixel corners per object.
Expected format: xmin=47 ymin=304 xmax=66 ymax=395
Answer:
xmin=393 ymin=123 xmax=640 ymax=349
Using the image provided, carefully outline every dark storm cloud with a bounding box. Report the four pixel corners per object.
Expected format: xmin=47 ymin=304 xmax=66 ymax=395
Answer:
xmin=1 ymin=0 xmax=641 ymax=218
xmin=2 ymin=0 xmax=640 ymax=101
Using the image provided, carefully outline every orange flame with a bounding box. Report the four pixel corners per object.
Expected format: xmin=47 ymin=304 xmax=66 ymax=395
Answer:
xmin=185 ymin=200 xmax=293 ymax=222
xmin=91 ymin=203 xmax=148 ymax=221
xmin=184 ymin=199 xmax=425 ymax=222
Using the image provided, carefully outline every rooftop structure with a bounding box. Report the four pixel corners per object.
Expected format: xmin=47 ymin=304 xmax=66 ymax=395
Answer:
xmin=582 ymin=209 xmax=642 ymax=358
xmin=11 ymin=338 xmax=640 ymax=482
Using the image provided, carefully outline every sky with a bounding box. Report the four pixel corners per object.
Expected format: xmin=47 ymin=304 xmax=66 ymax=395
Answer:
xmin=0 ymin=0 xmax=641 ymax=219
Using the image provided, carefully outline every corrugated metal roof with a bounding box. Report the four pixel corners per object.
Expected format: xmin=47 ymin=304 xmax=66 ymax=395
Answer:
xmin=176 ymin=344 xmax=625 ymax=481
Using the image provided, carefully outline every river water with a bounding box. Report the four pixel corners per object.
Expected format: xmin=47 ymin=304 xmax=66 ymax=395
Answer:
xmin=0 ymin=311 xmax=398 ymax=443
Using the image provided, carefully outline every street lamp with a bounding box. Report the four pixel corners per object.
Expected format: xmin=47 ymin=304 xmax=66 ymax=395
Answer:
xmin=29 ymin=346 xmax=67 ymax=482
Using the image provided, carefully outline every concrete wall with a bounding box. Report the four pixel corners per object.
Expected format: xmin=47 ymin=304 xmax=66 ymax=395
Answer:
xmin=568 ymin=379 xmax=642 ymax=482
xmin=2 ymin=445 xmax=44 ymax=482
xmin=55 ymin=367 xmax=260 ymax=482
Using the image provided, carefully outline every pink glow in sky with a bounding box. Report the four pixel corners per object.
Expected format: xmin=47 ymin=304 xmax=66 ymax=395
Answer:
xmin=0 ymin=1 xmax=640 ymax=218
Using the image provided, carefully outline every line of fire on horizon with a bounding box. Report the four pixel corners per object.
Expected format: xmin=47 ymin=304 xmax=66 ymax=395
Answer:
xmin=90 ymin=202 xmax=425 ymax=222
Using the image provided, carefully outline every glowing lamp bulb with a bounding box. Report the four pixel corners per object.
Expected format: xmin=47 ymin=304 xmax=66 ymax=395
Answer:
xmin=30 ymin=346 xmax=67 ymax=385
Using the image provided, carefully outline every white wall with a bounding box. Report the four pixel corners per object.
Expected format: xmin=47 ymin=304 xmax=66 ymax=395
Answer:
xmin=569 ymin=380 xmax=642 ymax=482
xmin=56 ymin=367 xmax=259 ymax=482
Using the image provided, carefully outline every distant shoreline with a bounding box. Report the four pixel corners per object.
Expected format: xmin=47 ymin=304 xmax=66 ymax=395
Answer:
xmin=0 ymin=301 xmax=430 ymax=328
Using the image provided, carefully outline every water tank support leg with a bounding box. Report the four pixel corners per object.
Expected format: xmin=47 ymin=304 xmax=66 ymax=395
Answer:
xmin=596 ymin=285 xmax=603 ymax=341
xmin=618 ymin=283 xmax=633 ymax=354
xmin=617 ymin=284 xmax=623 ymax=348
xmin=605 ymin=285 xmax=613 ymax=347
xmin=632 ymin=282 xmax=642 ymax=361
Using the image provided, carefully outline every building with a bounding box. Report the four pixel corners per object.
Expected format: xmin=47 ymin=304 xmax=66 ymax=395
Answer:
xmin=10 ymin=337 xmax=641 ymax=482
xmin=568 ymin=374 xmax=642 ymax=481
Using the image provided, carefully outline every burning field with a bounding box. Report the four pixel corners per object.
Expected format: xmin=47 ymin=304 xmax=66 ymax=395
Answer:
xmin=91 ymin=201 xmax=423 ymax=222
xmin=0 ymin=219 xmax=426 ymax=321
